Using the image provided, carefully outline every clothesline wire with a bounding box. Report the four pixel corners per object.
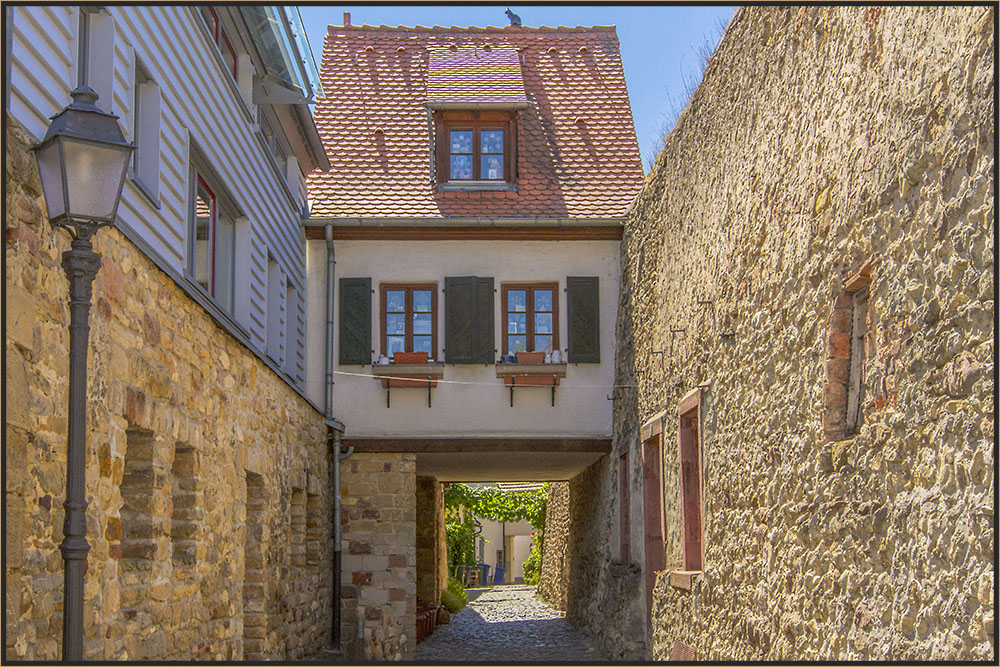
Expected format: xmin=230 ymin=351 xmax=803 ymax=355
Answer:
xmin=330 ymin=369 xmax=638 ymax=389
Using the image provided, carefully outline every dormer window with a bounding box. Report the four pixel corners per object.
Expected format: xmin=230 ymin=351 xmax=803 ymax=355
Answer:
xmin=436 ymin=110 xmax=516 ymax=185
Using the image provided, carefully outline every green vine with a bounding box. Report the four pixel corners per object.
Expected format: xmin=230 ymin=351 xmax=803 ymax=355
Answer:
xmin=444 ymin=483 xmax=548 ymax=576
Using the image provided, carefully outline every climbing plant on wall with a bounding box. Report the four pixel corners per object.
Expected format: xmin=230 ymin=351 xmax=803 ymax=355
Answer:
xmin=444 ymin=483 xmax=548 ymax=575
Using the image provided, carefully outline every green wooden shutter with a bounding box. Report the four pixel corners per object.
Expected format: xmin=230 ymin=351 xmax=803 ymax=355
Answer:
xmin=445 ymin=276 xmax=494 ymax=364
xmin=567 ymin=276 xmax=600 ymax=363
xmin=474 ymin=277 xmax=495 ymax=363
xmin=339 ymin=277 xmax=371 ymax=365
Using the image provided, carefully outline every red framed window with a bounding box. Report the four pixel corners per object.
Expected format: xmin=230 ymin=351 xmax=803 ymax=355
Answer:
xmin=191 ymin=170 xmax=235 ymax=313
xmin=200 ymin=7 xmax=238 ymax=79
xmin=193 ymin=176 xmax=217 ymax=296
xmin=678 ymin=390 xmax=703 ymax=572
xmin=380 ymin=283 xmax=438 ymax=360
xmin=502 ymin=283 xmax=558 ymax=355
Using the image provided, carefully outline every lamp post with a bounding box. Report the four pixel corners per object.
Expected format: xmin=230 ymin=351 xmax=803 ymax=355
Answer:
xmin=32 ymin=86 xmax=134 ymax=661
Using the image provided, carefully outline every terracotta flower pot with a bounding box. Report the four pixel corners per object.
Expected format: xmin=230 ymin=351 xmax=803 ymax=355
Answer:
xmin=516 ymin=351 xmax=545 ymax=364
xmin=392 ymin=351 xmax=429 ymax=364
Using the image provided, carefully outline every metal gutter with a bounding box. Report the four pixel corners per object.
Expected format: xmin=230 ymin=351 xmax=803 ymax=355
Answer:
xmin=304 ymin=216 xmax=624 ymax=228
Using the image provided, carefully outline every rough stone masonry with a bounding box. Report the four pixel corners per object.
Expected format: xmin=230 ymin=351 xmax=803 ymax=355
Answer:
xmin=541 ymin=5 xmax=993 ymax=661
xmin=5 ymin=113 xmax=333 ymax=661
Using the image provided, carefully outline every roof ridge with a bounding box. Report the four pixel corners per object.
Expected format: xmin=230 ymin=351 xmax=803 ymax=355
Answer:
xmin=328 ymin=24 xmax=617 ymax=34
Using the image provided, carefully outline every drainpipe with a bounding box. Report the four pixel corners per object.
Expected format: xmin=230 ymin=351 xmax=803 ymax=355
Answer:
xmin=326 ymin=223 xmax=353 ymax=650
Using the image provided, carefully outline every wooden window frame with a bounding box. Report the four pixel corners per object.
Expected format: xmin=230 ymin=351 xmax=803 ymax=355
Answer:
xmin=501 ymin=282 xmax=559 ymax=356
xmin=435 ymin=110 xmax=516 ymax=184
xmin=677 ymin=388 xmax=704 ymax=573
xmin=189 ymin=162 xmax=237 ymax=315
xmin=379 ymin=283 xmax=439 ymax=360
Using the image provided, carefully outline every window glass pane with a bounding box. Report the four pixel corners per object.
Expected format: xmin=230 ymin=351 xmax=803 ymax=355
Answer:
xmin=534 ymin=290 xmax=553 ymax=313
xmin=413 ymin=313 xmax=432 ymax=335
xmin=508 ymin=290 xmax=526 ymax=312
xmin=413 ymin=336 xmax=432 ymax=355
xmin=386 ymin=290 xmax=405 ymax=312
xmin=194 ymin=183 xmax=213 ymax=292
xmin=413 ymin=290 xmax=432 ymax=312
xmin=535 ymin=313 xmax=552 ymax=334
xmin=508 ymin=313 xmax=526 ymax=334
xmin=386 ymin=313 xmax=405 ymax=335
xmin=481 ymin=130 xmax=503 ymax=154
xmin=481 ymin=155 xmax=503 ymax=180
xmin=508 ymin=335 xmax=526 ymax=354
xmin=450 ymin=155 xmax=473 ymax=180
xmin=387 ymin=337 xmax=406 ymax=357
xmin=534 ymin=335 xmax=552 ymax=352
xmin=450 ymin=130 xmax=473 ymax=153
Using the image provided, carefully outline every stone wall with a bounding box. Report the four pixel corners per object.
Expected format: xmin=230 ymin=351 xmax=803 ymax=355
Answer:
xmin=537 ymin=482 xmax=569 ymax=611
xmin=4 ymin=114 xmax=333 ymax=660
xmin=339 ymin=452 xmax=417 ymax=660
xmin=415 ymin=476 xmax=445 ymax=606
xmin=562 ymin=5 xmax=994 ymax=661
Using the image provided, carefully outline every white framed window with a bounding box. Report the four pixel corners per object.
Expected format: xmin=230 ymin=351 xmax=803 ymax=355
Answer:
xmin=131 ymin=57 xmax=160 ymax=202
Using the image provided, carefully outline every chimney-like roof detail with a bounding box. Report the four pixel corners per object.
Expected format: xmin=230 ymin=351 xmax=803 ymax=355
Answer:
xmin=426 ymin=45 xmax=528 ymax=106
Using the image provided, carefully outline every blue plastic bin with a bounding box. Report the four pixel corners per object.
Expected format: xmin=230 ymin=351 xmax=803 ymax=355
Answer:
xmin=492 ymin=566 xmax=506 ymax=585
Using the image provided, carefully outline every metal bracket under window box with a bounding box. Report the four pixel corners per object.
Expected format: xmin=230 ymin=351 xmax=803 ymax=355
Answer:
xmin=496 ymin=363 xmax=567 ymax=407
xmin=371 ymin=363 xmax=445 ymax=408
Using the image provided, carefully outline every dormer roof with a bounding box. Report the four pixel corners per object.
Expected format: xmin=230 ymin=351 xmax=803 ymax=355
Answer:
xmin=426 ymin=45 xmax=528 ymax=107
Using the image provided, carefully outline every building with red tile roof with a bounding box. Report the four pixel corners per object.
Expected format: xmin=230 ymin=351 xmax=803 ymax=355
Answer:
xmin=307 ymin=21 xmax=644 ymax=221
xmin=301 ymin=18 xmax=645 ymax=659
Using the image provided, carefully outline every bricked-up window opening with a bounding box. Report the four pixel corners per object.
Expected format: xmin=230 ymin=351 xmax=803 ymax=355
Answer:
xmin=121 ymin=428 xmax=158 ymax=563
xmin=243 ymin=472 xmax=268 ymax=660
xmin=619 ymin=450 xmax=630 ymax=564
xmin=306 ymin=492 xmax=321 ymax=566
xmin=170 ymin=445 xmax=200 ymax=566
xmin=119 ymin=427 xmax=166 ymax=638
xmin=642 ymin=433 xmax=666 ymax=625
xmin=845 ymin=288 xmax=869 ymax=436
xmin=290 ymin=489 xmax=306 ymax=567
xmin=678 ymin=390 xmax=703 ymax=572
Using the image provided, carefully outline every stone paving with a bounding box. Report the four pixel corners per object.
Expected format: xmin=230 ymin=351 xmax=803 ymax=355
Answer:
xmin=415 ymin=585 xmax=606 ymax=662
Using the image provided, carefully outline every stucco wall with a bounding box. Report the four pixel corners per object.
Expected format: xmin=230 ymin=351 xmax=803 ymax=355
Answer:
xmin=307 ymin=239 xmax=619 ymax=438
xmin=562 ymin=5 xmax=994 ymax=661
xmin=5 ymin=114 xmax=332 ymax=661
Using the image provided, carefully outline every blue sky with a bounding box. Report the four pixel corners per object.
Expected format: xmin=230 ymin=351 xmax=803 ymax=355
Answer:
xmin=297 ymin=4 xmax=735 ymax=171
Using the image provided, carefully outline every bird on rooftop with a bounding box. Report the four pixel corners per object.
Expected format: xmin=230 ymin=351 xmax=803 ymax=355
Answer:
xmin=505 ymin=8 xmax=522 ymax=27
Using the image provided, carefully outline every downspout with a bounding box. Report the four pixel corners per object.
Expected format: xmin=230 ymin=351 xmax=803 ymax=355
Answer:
xmin=326 ymin=223 xmax=353 ymax=650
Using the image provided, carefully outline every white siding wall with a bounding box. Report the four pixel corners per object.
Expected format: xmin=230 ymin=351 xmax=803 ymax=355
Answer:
xmin=307 ymin=239 xmax=620 ymax=437
xmin=9 ymin=6 xmax=311 ymax=390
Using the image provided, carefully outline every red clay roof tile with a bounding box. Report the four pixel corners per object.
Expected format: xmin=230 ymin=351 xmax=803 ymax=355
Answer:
xmin=308 ymin=24 xmax=643 ymax=219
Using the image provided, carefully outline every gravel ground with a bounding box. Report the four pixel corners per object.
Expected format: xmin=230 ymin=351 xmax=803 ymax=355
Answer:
xmin=415 ymin=585 xmax=606 ymax=662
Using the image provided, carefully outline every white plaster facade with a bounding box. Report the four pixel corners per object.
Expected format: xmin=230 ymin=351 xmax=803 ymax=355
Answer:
xmin=304 ymin=238 xmax=620 ymax=438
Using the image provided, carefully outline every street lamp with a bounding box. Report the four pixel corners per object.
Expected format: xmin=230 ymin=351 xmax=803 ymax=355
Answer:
xmin=32 ymin=85 xmax=133 ymax=662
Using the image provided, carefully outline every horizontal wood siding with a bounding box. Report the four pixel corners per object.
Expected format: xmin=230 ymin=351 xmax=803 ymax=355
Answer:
xmin=9 ymin=6 xmax=312 ymax=388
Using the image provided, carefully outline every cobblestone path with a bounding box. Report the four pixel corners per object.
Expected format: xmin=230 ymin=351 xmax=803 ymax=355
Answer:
xmin=415 ymin=585 xmax=606 ymax=662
